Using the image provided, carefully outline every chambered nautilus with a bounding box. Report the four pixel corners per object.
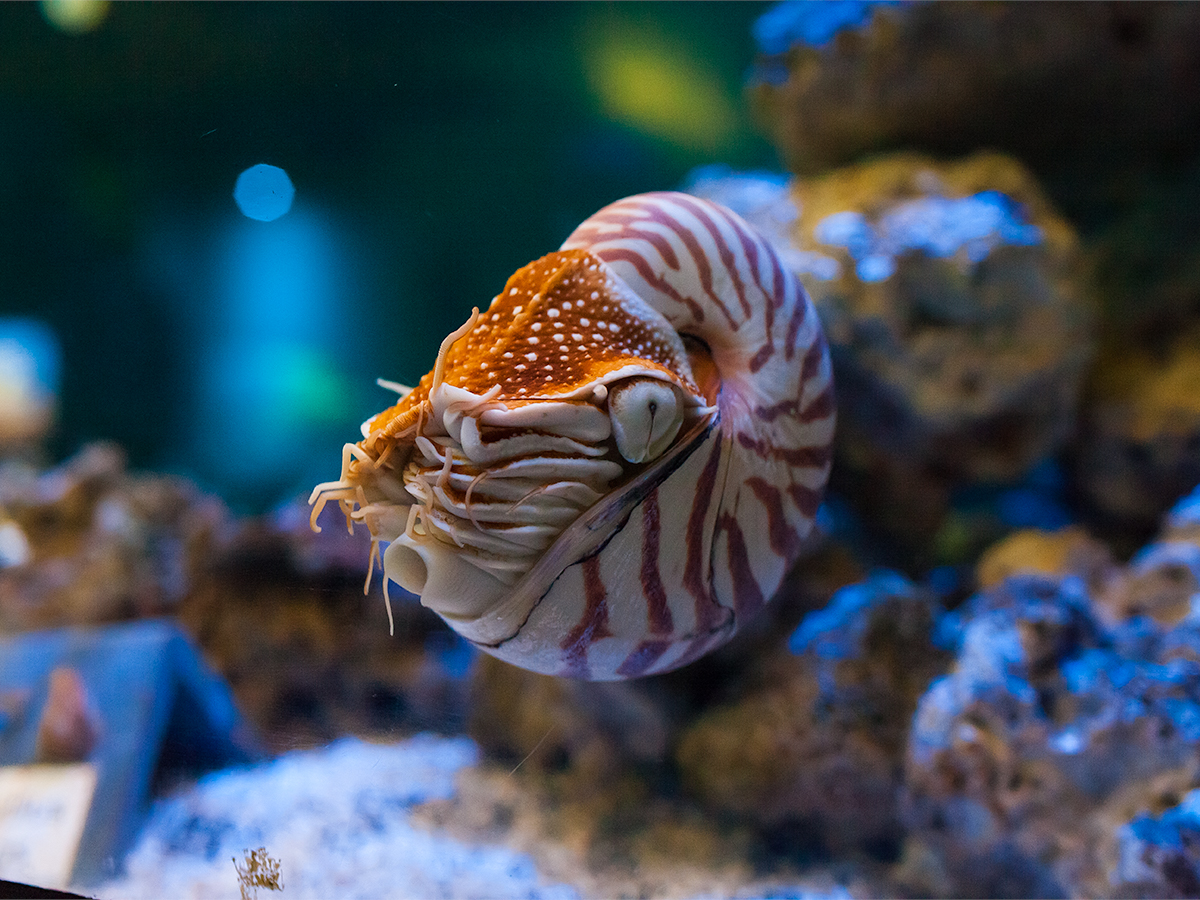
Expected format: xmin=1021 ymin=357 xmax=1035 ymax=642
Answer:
xmin=310 ymin=192 xmax=835 ymax=680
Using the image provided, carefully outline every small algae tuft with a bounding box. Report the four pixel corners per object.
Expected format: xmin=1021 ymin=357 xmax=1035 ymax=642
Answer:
xmin=234 ymin=848 xmax=283 ymax=900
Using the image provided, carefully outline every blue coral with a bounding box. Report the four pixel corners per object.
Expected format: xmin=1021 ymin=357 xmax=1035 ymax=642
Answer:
xmin=1169 ymin=483 xmax=1200 ymax=530
xmin=788 ymin=569 xmax=925 ymax=659
xmin=753 ymin=1 xmax=902 ymax=55
xmin=1116 ymin=793 xmax=1200 ymax=894
xmin=813 ymin=191 xmax=1044 ymax=281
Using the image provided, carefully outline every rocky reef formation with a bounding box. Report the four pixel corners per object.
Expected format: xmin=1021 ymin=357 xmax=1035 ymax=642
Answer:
xmin=740 ymin=0 xmax=1200 ymax=555
xmin=676 ymin=572 xmax=947 ymax=856
xmin=687 ymin=152 xmax=1092 ymax=561
xmin=0 ymin=443 xmax=226 ymax=630
xmin=10 ymin=444 xmax=1200 ymax=897
xmin=1073 ymin=324 xmax=1200 ymax=532
xmin=793 ymin=151 xmax=1088 ymax=483
xmin=900 ymin=491 xmax=1200 ymax=897
xmin=0 ymin=443 xmax=470 ymax=750
xmin=749 ymin=1 xmax=1200 ymax=224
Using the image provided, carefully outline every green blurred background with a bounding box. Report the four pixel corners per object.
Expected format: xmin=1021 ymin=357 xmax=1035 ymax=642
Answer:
xmin=0 ymin=1 xmax=778 ymax=510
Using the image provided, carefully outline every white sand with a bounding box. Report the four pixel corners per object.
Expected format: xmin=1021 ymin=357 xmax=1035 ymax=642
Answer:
xmin=87 ymin=734 xmax=578 ymax=900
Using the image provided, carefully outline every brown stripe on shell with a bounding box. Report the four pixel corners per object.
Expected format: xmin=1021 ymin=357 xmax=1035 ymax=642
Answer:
xmin=755 ymin=395 xmax=805 ymax=424
xmin=558 ymin=555 xmax=613 ymax=679
xmin=730 ymin=215 xmax=778 ymax=373
xmin=787 ymin=481 xmax=825 ymax=520
xmin=783 ymin=281 xmax=809 ymax=361
xmin=799 ymin=331 xmax=827 ymax=383
xmin=573 ymin=210 xmax=682 ymax=270
xmin=744 ymin=476 xmax=804 ymax=560
xmin=667 ymin=193 xmax=753 ymax=322
xmin=587 ymin=247 xmax=707 ymax=324
xmin=748 ymin=342 xmax=775 ymax=374
xmin=716 ymin=510 xmax=767 ymax=618
xmin=735 ymin=431 xmax=834 ymax=470
xmin=615 ymin=638 xmax=674 ymax=679
xmin=800 ymin=384 xmax=836 ymax=424
xmin=682 ymin=437 xmax=726 ymax=630
xmin=752 ymin=371 xmax=832 ymax=426
xmin=625 ymin=197 xmax=741 ymax=332
xmin=640 ymin=488 xmax=673 ymax=636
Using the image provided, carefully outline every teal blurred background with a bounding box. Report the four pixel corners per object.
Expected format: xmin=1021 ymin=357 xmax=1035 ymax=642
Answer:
xmin=0 ymin=1 xmax=777 ymax=510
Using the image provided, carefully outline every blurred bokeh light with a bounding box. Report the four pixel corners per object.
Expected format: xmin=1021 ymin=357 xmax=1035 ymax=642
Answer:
xmin=584 ymin=22 xmax=741 ymax=154
xmin=0 ymin=319 xmax=60 ymax=447
xmin=38 ymin=0 xmax=109 ymax=34
xmin=233 ymin=164 xmax=295 ymax=222
xmin=194 ymin=206 xmax=354 ymax=501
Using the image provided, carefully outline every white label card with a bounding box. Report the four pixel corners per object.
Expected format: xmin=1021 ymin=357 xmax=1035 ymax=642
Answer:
xmin=0 ymin=763 xmax=97 ymax=889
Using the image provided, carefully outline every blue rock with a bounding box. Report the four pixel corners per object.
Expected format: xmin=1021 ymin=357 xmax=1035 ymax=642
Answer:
xmin=789 ymin=570 xmax=945 ymax=706
xmin=0 ymin=621 xmax=261 ymax=887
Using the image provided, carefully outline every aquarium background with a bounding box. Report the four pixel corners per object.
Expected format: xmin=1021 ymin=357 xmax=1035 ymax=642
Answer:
xmin=0 ymin=1 xmax=777 ymax=511
xmin=4 ymin=2 xmax=1200 ymax=897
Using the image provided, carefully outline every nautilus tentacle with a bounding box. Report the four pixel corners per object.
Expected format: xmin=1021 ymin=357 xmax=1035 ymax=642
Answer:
xmin=310 ymin=191 xmax=834 ymax=680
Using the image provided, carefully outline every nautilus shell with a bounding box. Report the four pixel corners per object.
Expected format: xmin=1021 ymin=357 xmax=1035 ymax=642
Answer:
xmin=310 ymin=192 xmax=835 ymax=680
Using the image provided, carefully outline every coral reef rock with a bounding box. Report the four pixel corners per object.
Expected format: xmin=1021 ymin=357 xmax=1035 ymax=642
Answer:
xmin=1089 ymin=481 xmax=1200 ymax=634
xmin=749 ymin=1 xmax=1200 ymax=221
xmin=0 ymin=445 xmax=473 ymax=753
xmin=976 ymin=525 xmax=1116 ymax=595
xmin=0 ymin=442 xmax=229 ymax=631
xmin=1111 ymin=790 xmax=1200 ymax=899
xmin=791 ymin=152 xmax=1089 ymax=483
xmin=676 ymin=571 xmax=948 ymax=855
xmin=182 ymin=496 xmax=474 ymax=750
xmin=901 ymin=493 xmax=1200 ymax=898
xmin=689 ymin=153 xmax=1093 ymax=556
xmin=1072 ymin=324 xmax=1200 ymax=532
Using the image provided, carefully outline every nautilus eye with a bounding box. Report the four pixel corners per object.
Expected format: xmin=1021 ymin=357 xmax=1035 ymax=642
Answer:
xmin=608 ymin=377 xmax=685 ymax=465
xmin=310 ymin=192 xmax=835 ymax=680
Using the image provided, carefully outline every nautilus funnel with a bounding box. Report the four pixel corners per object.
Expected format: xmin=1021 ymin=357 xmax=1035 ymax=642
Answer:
xmin=311 ymin=192 xmax=835 ymax=680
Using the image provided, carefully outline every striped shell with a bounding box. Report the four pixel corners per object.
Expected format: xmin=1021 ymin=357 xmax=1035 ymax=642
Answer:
xmin=310 ymin=192 xmax=834 ymax=680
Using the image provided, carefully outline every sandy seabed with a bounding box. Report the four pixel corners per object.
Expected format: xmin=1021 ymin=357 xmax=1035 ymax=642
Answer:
xmin=86 ymin=735 xmax=579 ymax=900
